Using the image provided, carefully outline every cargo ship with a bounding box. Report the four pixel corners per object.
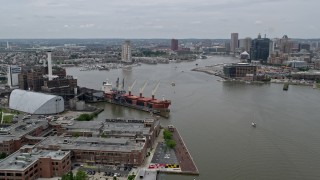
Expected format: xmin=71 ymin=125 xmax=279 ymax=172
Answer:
xmin=102 ymin=78 xmax=171 ymax=118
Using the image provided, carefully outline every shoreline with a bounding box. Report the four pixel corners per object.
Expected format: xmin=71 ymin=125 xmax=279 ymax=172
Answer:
xmin=192 ymin=67 xmax=319 ymax=88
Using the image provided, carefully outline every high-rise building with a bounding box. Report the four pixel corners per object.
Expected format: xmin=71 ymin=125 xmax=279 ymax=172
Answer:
xmin=250 ymin=33 xmax=270 ymax=63
xmin=239 ymin=37 xmax=252 ymax=52
xmin=171 ymin=39 xmax=178 ymax=51
xmin=7 ymin=65 xmax=21 ymax=88
xmin=299 ymin=43 xmax=311 ymax=52
xmin=230 ymin=33 xmax=239 ymax=53
xmin=121 ymin=40 xmax=132 ymax=63
xmin=279 ymin=35 xmax=292 ymax=53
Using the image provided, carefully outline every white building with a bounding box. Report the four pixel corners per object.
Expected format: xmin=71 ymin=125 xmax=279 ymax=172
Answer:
xmin=121 ymin=40 xmax=132 ymax=63
xmin=9 ymin=89 xmax=64 ymax=114
xmin=7 ymin=65 xmax=21 ymax=88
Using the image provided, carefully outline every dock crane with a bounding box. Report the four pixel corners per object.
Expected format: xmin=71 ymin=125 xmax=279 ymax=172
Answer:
xmin=139 ymin=81 xmax=148 ymax=98
xmin=128 ymin=80 xmax=136 ymax=96
xmin=152 ymin=82 xmax=160 ymax=100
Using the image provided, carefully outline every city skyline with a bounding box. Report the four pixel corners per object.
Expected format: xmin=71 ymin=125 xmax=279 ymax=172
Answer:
xmin=0 ymin=0 xmax=319 ymax=39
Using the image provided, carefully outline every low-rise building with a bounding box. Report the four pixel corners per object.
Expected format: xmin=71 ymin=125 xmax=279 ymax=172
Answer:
xmin=0 ymin=119 xmax=49 ymax=155
xmin=223 ymin=63 xmax=257 ymax=79
xmin=50 ymin=118 xmax=160 ymax=148
xmin=36 ymin=136 xmax=147 ymax=167
xmin=0 ymin=146 xmax=71 ymax=179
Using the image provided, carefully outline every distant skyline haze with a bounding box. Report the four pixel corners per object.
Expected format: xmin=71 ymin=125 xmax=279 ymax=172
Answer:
xmin=0 ymin=0 xmax=319 ymax=39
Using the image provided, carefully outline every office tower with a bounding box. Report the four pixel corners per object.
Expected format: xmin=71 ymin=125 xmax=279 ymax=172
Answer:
xmin=279 ymin=35 xmax=293 ymax=53
xmin=171 ymin=39 xmax=178 ymax=51
xmin=299 ymin=43 xmax=311 ymax=52
xmin=239 ymin=37 xmax=252 ymax=52
xmin=230 ymin=33 xmax=239 ymax=52
xmin=250 ymin=33 xmax=270 ymax=63
xmin=121 ymin=40 xmax=132 ymax=63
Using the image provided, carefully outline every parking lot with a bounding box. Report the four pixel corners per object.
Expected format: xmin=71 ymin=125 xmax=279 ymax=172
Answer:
xmin=151 ymin=142 xmax=178 ymax=164
xmin=77 ymin=165 xmax=133 ymax=179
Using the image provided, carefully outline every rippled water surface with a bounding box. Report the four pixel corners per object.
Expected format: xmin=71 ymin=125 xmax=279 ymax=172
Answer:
xmin=67 ymin=56 xmax=320 ymax=180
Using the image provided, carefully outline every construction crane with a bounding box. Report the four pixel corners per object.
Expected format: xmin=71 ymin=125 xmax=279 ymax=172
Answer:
xmin=128 ymin=80 xmax=136 ymax=96
xmin=139 ymin=81 xmax=148 ymax=97
xmin=151 ymin=82 xmax=160 ymax=99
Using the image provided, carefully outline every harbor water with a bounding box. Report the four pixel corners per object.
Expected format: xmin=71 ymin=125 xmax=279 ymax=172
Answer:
xmin=67 ymin=56 xmax=320 ymax=180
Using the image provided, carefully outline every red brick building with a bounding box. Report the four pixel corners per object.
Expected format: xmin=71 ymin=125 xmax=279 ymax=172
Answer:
xmin=0 ymin=146 xmax=71 ymax=180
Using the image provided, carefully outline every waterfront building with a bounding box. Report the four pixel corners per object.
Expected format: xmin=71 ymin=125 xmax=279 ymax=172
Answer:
xmin=250 ymin=34 xmax=270 ymax=63
xmin=0 ymin=146 xmax=71 ymax=179
xmin=121 ymin=40 xmax=132 ymax=63
xmin=0 ymin=119 xmax=49 ymax=155
xmin=171 ymin=39 xmax=178 ymax=51
xmin=224 ymin=42 xmax=231 ymax=53
xmin=9 ymin=89 xmax=64 ymax=114
xmin=36 ymin=136 xmax=147 ymax=167
xmin=283 ymin=60 xmax=308 ymax=68
xmin=223 ymin=63 xmax=257 ymax=79
xmin=50 ymin=118 xmax=160 ymax=149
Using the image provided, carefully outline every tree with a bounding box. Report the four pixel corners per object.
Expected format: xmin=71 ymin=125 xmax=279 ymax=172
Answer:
xmin=0 ymin=152 xmax=7 ymax=159
xmin=113 ymin=177 xmax=117 ymax=180
xmin=75 ymin=170 xmax=87 ymax=180
xmin=166 ymin=139 xmax=176 ymax=149
xmin=163 ymin=130 xmax=172 ymax=140
xmin=69 ymin=171 xmax=74 ymax=180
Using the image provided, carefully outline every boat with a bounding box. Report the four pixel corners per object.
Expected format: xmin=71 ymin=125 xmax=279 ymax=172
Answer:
xmin=283 ymin=83 xmax=289 ymax=91
xmin=251 ymin=122 xmax=256 ymax=127
xmin=102 ymin=78 xmax=171 ymax=118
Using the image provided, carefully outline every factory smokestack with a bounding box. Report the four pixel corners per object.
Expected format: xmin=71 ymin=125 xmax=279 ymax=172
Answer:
xmin=47 ymin=51 xmax=53 ymax=81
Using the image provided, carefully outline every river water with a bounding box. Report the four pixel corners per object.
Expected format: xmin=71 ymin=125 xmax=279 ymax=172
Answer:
xmin=67 ymin=56 xmax=320 ymax=180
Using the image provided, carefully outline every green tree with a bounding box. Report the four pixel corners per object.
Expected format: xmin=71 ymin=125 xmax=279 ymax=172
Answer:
xmin=0 ymin=152 xmax=7 ymax=159
xmin=127 ymin=175 xmax=136 ymax=180
xmin=165 ymin=139 xmax=176 ymax=149
xmin=163 ymin=130 xmax=172 ymax=140
xmin=61 ymin=173 xmax=70 ymax=180
xmin=69 ymin=171 xmax=74 ymax=180
xmin=75 ymin=170 xmax=87 ymax=180
xmin=76 ymin=114 xmax=93 ymax=121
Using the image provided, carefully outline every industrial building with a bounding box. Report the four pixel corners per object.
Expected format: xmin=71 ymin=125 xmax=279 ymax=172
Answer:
xmin=9 ymin=89 xmax=64 ymax=114
xmin=18 ymin=51 xmax=77 ymax=100
xmin=0 ymin=146 xmax=71 ymax=179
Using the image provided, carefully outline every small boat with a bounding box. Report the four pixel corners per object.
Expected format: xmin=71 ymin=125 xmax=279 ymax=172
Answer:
xmin=251 ymin=122 xmax=256 ymax=127
xmin=283 ymin=83 xmax=289 ymax=91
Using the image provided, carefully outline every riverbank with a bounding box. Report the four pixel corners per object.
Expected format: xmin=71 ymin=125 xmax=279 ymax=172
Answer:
xmin=192 ymin=66 xmax=320 ymax=88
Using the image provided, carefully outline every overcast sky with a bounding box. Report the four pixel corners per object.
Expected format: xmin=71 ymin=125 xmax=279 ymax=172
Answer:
xmin=0 ymin=0 xmax=319 ymax=39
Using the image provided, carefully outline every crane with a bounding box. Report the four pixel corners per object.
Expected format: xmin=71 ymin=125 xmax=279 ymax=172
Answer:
xmin=151 ymin=82 xmax=160 ymax=99
xmin=128 ymin=80 xmax=136 ymax=96
xmin=139 ymin=81 xmax=148 ymax=97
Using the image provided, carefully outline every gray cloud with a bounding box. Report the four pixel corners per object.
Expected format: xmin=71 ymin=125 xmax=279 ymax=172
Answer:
xmin=0 ymin=0 xmax=318 ymax=38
